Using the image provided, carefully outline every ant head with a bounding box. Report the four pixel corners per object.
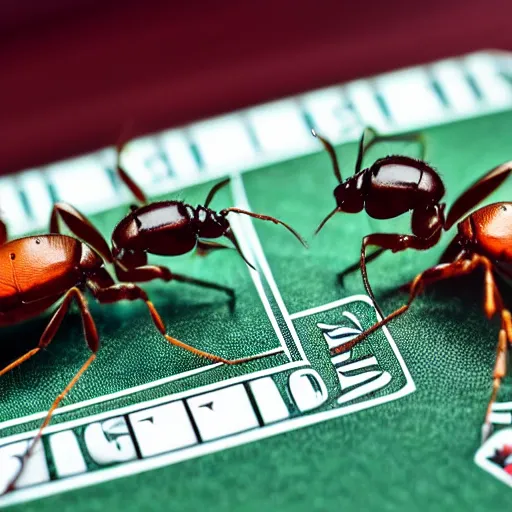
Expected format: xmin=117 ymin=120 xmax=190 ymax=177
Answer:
xmin=315 ymin=178 xmax=364 ymax=236
xmin=195 ymin=206 xmax=230 ymax=239
xmin=333 ymin=180 xmax=364 ymax=214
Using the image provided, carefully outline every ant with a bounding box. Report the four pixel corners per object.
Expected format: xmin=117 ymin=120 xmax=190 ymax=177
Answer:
xmin=108 ymin=141 xmax=306 ymax=281
xmin=50 ymin=141 xmax=306 ymax=358
xmin=313 ymin=126 xmax=440 ymax=316
xmin=315 ymin=130 xmax=512 ymax=442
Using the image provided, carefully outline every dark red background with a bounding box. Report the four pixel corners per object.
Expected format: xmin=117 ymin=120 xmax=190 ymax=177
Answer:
xmin=0 ymin=0 xmax=510 ymax=175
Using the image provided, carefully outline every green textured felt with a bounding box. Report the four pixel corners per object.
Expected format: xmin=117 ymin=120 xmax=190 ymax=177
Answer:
xmin=3 ymin=110 xmax=512 ymax=511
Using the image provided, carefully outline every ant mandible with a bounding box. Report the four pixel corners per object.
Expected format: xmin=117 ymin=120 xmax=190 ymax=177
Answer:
xmin=322 ymin=151 xmax=512 ymax=443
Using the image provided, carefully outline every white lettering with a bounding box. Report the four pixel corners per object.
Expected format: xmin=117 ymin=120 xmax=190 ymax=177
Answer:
xmin=0 ymin=439 xmax=49 ymax=493
xmin=129 ymin=402 xmax=197 ymax=458
xmin=84 ymin=417 xmax=137 ymax=465
xmin=49 ymin=430 xmax=87 ymax=477
xmin=288 ymin=369 xmax=328 ymax=412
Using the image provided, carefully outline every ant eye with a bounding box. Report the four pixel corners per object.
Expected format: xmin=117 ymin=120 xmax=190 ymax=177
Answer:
xmin=10 ymin=253 xmax=15 ymax=260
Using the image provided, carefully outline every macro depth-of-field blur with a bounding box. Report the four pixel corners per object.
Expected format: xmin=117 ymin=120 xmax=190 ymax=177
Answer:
xmin=2 ymin=49 xmax=512 ymax=509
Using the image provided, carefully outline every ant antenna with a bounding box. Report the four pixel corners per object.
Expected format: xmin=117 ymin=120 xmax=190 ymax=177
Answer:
xmin=115 ymin=139 xmax=148 ymax=206
xmin=204 ymin=178 xmax=230 ymax=208
xmin=222 ymin=229 xmax=257 ymax=270
xmin=312 ymin=129 xmax=342 ymax=183
xmin=314 ymin=208 xmax=339 ymax=235
xmin=221 ymin=208 xmax=308 ymax=248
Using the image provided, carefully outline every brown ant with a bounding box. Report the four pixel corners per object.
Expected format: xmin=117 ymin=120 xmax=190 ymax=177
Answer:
xmin=313 ymin=127 xmax=439 ymax=315
xmin=108 ymin=142 xmax=306 ymax=281
xmin=315 ymin=128 xmax=512 ymax=442
xmin=49 ymin=142 xmax=307 ymax=359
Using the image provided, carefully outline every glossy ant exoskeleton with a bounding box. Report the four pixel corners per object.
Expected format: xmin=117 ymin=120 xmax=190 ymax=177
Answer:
xmin=316 ymin=129 xmax=512 ymax=442
xmin=108 ymin=143 xmax=306 ymax=282
xmin=313 ymin=127 xmax=442 ymax=314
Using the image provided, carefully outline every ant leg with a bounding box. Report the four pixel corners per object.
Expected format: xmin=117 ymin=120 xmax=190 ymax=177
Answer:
xmin=355 ymin=127 xmax=426 ymax=173
xmin=337 ymin=248 xmax=386 ymax=283
xmin=196 ymin=240 xmax=232 ymax=257
xmin=437 ymin=234 xmax=466 ymax=264
xmin=49 ymin=203 xmax=112 ymax=263
xmin=115 ymin=142 xmax=148 ymax=205
xmin=2 ymin=287 xmax=99 ymax=493
xmin=445 ymin=161 xmax=512 ymax=229
xmin=87 ymin=271 xmax=266 ymax=365
xmin=474 ymin=256 xmax=512 ymax=442
xmin=330 ymin=255 xmax=484 ymax=356
xmin=114 ymin=263 xmax=234 ymax=299
xmin=392 ymin=236 xmax=466 ymax=293
xmin=358 ymin=231 xmax=441 ymax=318
xmin=311 ymin=130 xmax=343 ymax=183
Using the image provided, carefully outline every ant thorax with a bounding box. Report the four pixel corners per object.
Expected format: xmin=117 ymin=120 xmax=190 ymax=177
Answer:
xmin=195 ymin=206 xmax=230 ymax=239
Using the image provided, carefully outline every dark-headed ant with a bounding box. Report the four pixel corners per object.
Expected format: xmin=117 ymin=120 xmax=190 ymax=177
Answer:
xmin=316 ymin=129 xmax=512 ymax=442
xmin=108 ymin=142 xmax=306 ymax=282
xmin=49 ymin=142 xmax=306 ymax=358
xmin=313 ymin=127 xmax=440 ymax=315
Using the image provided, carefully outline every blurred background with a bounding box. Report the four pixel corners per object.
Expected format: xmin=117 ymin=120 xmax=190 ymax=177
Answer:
xmin=0 ymin=0 xmax=511 ymax=176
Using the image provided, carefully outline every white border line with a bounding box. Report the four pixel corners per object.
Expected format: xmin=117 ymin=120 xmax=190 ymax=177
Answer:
xmin=0 ymin=175 xmax=297 ymax=431
xmin=0 ymin=295 xmax=414 ymax=509
xmin=291 ymin=295 xmax=380 ymax=319
xmin=227 ymin=211 xmax=292 ymax=360
xmin=230 ymin=172 xmax=309 ymax=362
xmin=0 ymin=359 xmax=305 ymax=441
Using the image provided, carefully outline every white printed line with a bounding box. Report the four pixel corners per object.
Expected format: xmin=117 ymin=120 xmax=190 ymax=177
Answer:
xmin=492 ymin=401 xmax=512 ymax=411
xmin=230 ymin=172 xmax=309 ymax=362
xmin=0 ymin=318 xmax=412 ymax=509
xmin=489 ymin=412 xmax=512 ymax=425
xmin=291 ymin=294 xmax=374 ymax=319
xmin=338 ymin=356 xmax=379 ymax=372
xmin=228 ymin=213 xmax=292 ymax=361
xmin=0 ymin=347 xmax=287 ymax=432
